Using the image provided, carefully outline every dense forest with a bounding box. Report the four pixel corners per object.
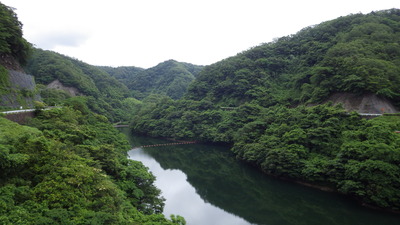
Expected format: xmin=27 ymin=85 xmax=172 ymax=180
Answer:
xmin=186 ymin=9 xmax=400 ymax=107
xmin=0 ymin=2 xmax=184 ymax=224
xmin=1 ymin=0 xmax=400 ymax=220
xmin=130 ymin=9 xmax=400 ymax=212
xmin=24 ymin=48 xmax=136 ymax=122
xmin=25 ymin=50 xmax=203 ymax=122
xmin=100 ymin=60 xmax=203 ymax=100
xmin=0 ymin=2 xmax=30 ymax=67
xmin=0 ymin=106 xmax=183 ymax=224
xmin=97 ymin=65 xmax=144 ymax=90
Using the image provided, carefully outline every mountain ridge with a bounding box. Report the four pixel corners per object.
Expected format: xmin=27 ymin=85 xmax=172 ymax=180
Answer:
xmin=99 ymin=59 xmax=204 ymax=100
xmin=128 ymin=9 xmax=400 ymax=212
xmin=186 ymin=9 xmax=400 ymax=110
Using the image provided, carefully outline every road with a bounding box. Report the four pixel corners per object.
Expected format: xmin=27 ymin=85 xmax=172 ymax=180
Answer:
xmin=1 ymin=109 xmax=36 ymax=114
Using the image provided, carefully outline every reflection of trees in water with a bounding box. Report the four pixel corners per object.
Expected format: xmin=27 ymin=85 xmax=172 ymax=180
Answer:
xmin=121 ymin=128 xmax=170 ymax=148
xmin=144 ymin=145 xmax=399 ymax=225
xmin=124 ymin=131 xmax=400 ymax=225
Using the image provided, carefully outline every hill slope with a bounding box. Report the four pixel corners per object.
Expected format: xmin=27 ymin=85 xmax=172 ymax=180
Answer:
xmin=26 ymin=48 xmax=129 ymax=99
xmin=100 ymin=60 xmax=203 ymax=100
xmin=0 ymin=3 xmax=31 ymax=67
xmin=0 ymin=3 xmax=184 ymax=224
xmin=97 ymin=65 xmax=145 ymax=88
xmin=186 ymin=9 xmax=400 ymax=109
xmin=130 ymin=9 xmax=400 ymax=212
xmin=0 ymin=2 xmax=39 ymax=109
xmin=24 ymin=48 xmax=134 ymax=121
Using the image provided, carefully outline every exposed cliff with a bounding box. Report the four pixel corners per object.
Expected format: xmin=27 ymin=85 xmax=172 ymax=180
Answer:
xmin=47 ymin=79 xmax=81 ymax=96
xmin=326 ymin=92 xmax=398 ymax=114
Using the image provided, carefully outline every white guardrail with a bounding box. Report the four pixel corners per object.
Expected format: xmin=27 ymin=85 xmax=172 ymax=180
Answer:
xmin=1 ymin=109 xmax=36 ymax=114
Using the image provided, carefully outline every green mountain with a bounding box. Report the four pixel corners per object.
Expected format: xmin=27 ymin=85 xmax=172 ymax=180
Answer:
xmin=3 ymin=0 xmax=400 ymax=215
xmin=0 ymin=3 xmax=183 ymax=224
xmin=187 ymin=9 xmax=400 ymax=108
xmin=26 ymin=48 xmax=130 ymax=99
xmin=100 ymin=60 xmax=203 ymax=100
xmin=130 ymin=9 xmax=400 ymax=212
xmin=97 ymin=65 xmax=145 ymax=87
xmin=24 ymin=48 xmax=135 ymax=121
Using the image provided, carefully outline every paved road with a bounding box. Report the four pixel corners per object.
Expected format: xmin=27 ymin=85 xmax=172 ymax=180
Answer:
xmin=358 ymin=113 xmax=383 ymax=116
xmin=1 ymin=109 xmax=36 ymax=114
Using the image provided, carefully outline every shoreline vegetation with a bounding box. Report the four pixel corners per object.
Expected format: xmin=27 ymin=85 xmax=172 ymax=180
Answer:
xmin=1 ymin=1 xmax=400 ymax=222
xmin=128 ymin=9 xmax=400 ymax=213
xmin=0 ymin=106 xmax=186 ymax=224
xmin=261 ymin=168 xmax=400 ymax=214
xmin=130 ymin=99 xmax=400 ymax=213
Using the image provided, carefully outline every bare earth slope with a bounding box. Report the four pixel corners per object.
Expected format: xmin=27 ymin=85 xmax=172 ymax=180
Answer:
xmin=326 ymin=92 xmax=398 ymax=114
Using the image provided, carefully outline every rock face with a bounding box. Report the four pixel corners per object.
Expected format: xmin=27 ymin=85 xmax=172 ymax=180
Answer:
xmin=0 ymin=70 xmax=41 ymax=108
xmin=325 ymin=92 xmax=398 ymax=114
xmin=9 ymin=70 xmax=36 ymax=89
xmin=0 ymin=54 xmax=23 ymax=71
xmin=47 ymin=79 xmax=81 ymax=96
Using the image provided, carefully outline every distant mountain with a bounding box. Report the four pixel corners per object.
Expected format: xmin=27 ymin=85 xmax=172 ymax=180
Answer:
xmin=129 ymin=9 xmax=400 ymax=212
xmin=100 ymin=60 xmax=204 ymax=100
xmin=26 ymin=48 xmax=130 ymax=98
xmin=186 ymin=9 xmax=400 ymax=109
xmin=97 ymin=65 xmax=145 ymax=87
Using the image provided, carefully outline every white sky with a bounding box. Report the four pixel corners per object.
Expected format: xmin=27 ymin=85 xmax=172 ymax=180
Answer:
xmin=2 ymin=0 xmax=399 ymax=68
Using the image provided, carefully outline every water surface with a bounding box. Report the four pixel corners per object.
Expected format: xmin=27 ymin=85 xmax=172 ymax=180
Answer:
xmin=122 ymin=130 xmax=400 ymax=225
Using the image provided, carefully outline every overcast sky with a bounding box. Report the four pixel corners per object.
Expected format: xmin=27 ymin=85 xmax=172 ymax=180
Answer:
xmin=2 ymin=0 xmax=399 ymax=68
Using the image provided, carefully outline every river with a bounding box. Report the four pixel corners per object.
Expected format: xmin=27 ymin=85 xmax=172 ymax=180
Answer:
xmin=120 ymin=129 xmax=400 ymax=225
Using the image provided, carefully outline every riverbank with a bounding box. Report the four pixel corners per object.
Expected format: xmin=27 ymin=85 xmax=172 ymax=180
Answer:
xmin=124 ymin=132 xmax=400 ymax=225
xmin=255 ymin=165 xmax=400 ymax=215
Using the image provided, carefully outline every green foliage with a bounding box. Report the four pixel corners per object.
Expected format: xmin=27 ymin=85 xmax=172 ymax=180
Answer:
xmin=25 ymin=49 xmax=99 ymax=96
xmin=101 ymin=60 xmax=203 ymax=100
xmin=97 ymin=65 xmax=144 ymax=86
xmin=131 ymin=98 xmax=400 ymax=210
xmin=186 ymin=9 xmax=400 ymax=106
xmin=126 ymin=9 xmax=400 ymax=212
xmin=25 ymin=48 xmax=138 ymax=122
xmin=231 ymin=105 xmax=400 ymax=209
xmin=0 ymin=2 xmax=31 ymax=65
xmin=0 ymin=106 xmax=183 ymax=224
xmin=37 ymin=84 xmax=71 ymax=106
xmin=4 ymin=3 xmax=400 ymax=216
xmin=33 ymin=100 xmax=46 ymax=110
xmin=130 ymin=60 xmax=202 ymax=100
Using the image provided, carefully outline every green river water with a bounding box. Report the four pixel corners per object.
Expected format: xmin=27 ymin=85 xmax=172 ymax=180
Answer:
xmin=121 ymin=128 xmax=400 ymax=225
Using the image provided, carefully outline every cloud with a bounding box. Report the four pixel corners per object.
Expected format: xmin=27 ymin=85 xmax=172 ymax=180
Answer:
xmin=3 ymin=0 xmax=399 ymax=68
xmin=32 ymin=31 xmax=90 ymax=49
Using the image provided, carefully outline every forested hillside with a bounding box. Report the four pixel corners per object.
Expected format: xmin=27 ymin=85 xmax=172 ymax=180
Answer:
xmin=24 ymin=48 xmax=136 ymax=122
xmin=0 ymin=106 xmax=185 ymax=224
xmin=2 ymin=0 xmax=400 ymax=217
xmin=100 ymin=60 xmax=203 ymax=100
xmin=25 ymin=50 xmax=203 ymax=120
xmin=97 ymin=65 xmax=144 ymax=89
xmin=0 ymin=3 xmax=184 ymax=224
xmin=0 ymin=2 xmax=37 ymax=109
xmin=187 ymin=9 xmax=400 ymax=107
xmin=131 ymin=9 xmax=400 ymax=212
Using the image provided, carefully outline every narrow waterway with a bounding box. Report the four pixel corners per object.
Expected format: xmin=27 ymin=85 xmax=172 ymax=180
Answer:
xmin=121 ymin=129 xmax=400 ymax=225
